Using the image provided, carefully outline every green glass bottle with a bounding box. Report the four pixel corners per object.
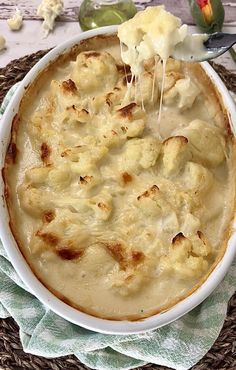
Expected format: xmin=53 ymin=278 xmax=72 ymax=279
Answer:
xmin=78 ymin=0 xmax=137 ymax=31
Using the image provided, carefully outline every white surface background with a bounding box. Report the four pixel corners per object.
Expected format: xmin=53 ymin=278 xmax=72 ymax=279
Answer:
xmin=0 ymin=0 xmax=235 ymax=71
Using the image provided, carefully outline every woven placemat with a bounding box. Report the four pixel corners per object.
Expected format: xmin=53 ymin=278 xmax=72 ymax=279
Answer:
xmin=0 ymin=52 xmax=236 ymax=370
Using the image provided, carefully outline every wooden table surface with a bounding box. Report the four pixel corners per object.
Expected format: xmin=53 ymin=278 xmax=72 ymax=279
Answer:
xmin=0 ymin=0 xmax=236 ymax=71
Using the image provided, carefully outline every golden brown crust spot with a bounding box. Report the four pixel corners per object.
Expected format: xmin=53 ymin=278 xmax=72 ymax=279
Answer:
xmin=83 ymin=51 xmax=101 ymax=58
xmin=5 ymin=115 xmax=20 ymax=164
xmin=36 ymin=231 xmax=59 ymax=246
xmin=6 ymin=143 xmax=17 ymax=164
xmin=4 ymin=184 xmax=10 ymax=202
xmin=117 ymin=103 xmax=137 ymax=120
xmin=116 ymin=63 xmax=131 ymax=74
xmin=122 ymin=172 xmax=133 ymax=184
xmin=62 ymin=79 xmax=77 ymax=93
xmin=131 ymin=250 xmax=145 ymax=264
xmin=79 ymin=175 xmax=93 ymax=185
xmin=105 ymin=242 xmax=125 ymax=264
xmin=40 ymin=143 xmax=51 ymax=163
xmin=43 ymin=211 xmax=55 ymax=223
xmin=137 ymin=185 xmax=159 ymax=201
xmin=105 ymin=94 xmax=112 ymax=107
xmin=104 ymin=241 xmax=145 ymax=269
xmin=163 ymin=136 xmax=188 ymax=146
xmin=172 ymin=232 xmax=185 ymax=246
xmin=12 ymin=114 xmax=20 ymax=136
xmin=56 ymin=247 xmax=84 ymax=260
xmin=66 ymin=105 xmax=87 ymax=114
xmin=197 ymin=230 xmax=207 ymax=245
xmin=97 ymin=202 xmax=109 ymax=211
xmin=81 ymin=108 xmax=89 ymax=114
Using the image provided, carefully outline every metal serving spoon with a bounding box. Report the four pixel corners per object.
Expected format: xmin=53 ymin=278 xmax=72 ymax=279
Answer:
xmin=172 ymin=32 xmax=236 ymax=62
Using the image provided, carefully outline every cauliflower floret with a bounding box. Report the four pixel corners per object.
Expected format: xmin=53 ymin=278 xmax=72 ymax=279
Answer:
xmin=174 ymin=255 xmax=208 ymax=277
xmin=163 ymin=77 xmax=199 ymax=110
xmin=115 ymin=70 xmax=159 ymax=107
xmin=183 ymin=161 xmax=213 ymax=194
xmin=71 ymin=51 xmax=118 ymax=93
xmin=118 ymin=6 xmax=188 ymax=74
xmin=166 ymin=58 xmax=181 ymax=72
xmin=99 ymin=128 xmax=124 ymax=148
xmin=50 ymin=79 xmax=81 ymax=109
xmin=37 ymin=0 xmax=63 ymax=36
xmin=120 ymin=137 xmax=161 ymax=173
xmin=153 ymin=58 xmax=182 ymax=84
xmin=163 ymin=85 xmax=178 ymax=106
xmin=168 ymin=190 xmax=199 ymax=214
xmin=92 ymin=102 xmax=147 ymax=148
xmin=140 ymin=136 xmax=161 ymax=168
xmin=122 ymin=118 xmax=145 ymax=138
xmin=62 ymin=144 xmax=108 ymax=167
xmin=90 ymin=94 xmax=113 ymax=115
xmin=162 ymin=136 xmax=190 ymax=176
xmin=120 ymin=140 xmax=141 ymax=173
xmin=175 ymin=78 xmax=200 ymax=109
xmin=7 ymin=8 xmax=23 ymax=31
xmin=79 ymin=171 xmax=102 ymax=191
xmin=178 ymin=119 xmax=226 ymax=167
xmin=90 ymin=85 xmax=127 ymax=115
xmin=160 ymin=232 xmax=211 ymax=278
xmin=107 ymin=87 xmax=126 ymax=107
xmin=163 ymin=71 xmax=183 ymax=92
xmin=191 ymin=231 xmax=212 ymax=257
xmin=137 ymin=185 xmax=170 ymax=217
xmin=136 ymin=71 xmax=159 ymax=106
xmin=112 ymin=103 xmax=146 ymax=139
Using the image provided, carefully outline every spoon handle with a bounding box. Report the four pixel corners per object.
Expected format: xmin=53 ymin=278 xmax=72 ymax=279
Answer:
xmin=204 ymin=33 xmax=236 ymax=49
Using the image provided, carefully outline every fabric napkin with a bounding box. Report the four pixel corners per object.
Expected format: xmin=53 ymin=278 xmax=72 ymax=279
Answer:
xmin=0 ymin=84 xmax=235 ymax=370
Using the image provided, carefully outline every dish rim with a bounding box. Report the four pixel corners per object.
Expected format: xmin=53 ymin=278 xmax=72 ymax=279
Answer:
xmin=0 ymin=25 xmax=236 ymax=334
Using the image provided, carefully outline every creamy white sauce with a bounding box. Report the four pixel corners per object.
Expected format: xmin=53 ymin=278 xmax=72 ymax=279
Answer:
xmin=173 ymin=34 xmax=209 ymax=62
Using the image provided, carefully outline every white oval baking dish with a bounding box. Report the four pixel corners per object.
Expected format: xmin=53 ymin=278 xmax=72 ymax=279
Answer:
xmin=0 ymin=25 xmax=236 ymax=335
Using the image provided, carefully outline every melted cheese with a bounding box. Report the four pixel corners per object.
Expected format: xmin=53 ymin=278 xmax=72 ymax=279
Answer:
xmin=5 ymin=35 xmax=235 ymax=320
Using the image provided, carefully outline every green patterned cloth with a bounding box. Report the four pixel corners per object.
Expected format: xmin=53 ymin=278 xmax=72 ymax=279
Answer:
xmin=0 ymin=85 xmax=235 ymax=370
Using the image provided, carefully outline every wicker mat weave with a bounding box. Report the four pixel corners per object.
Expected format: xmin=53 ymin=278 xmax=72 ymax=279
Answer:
xmin=0 ymin=51 xmax=236 ymax=370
